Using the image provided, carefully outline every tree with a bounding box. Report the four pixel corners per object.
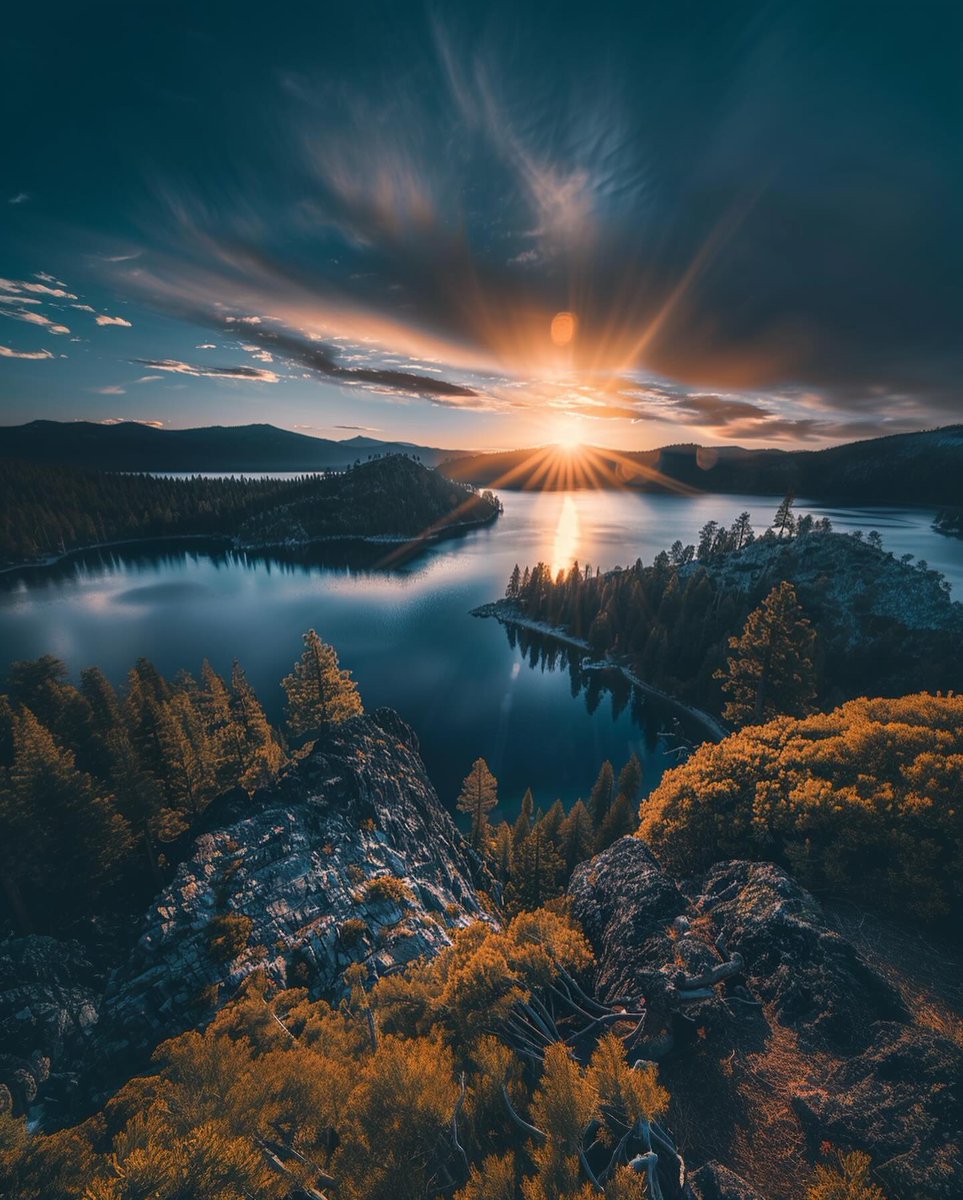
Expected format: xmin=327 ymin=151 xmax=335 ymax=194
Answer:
xmin=716 ymin=582 xmax=816 ymax=724
xmin=587 ymin=761 xmax=614 ymax=830
xmin=807 ymin=1150 xmax=888 ymax=1200
xmin=512 ymin=788 xmax=534 ymax=846
xmin=597 ymin=792 xmax=637 ymax=851
xmin=730 ymin=511 xmax=754 ymax=550
xmin=773 ymin=492 xmax=796 ymax=538
xmin=616 ymin=753 xmax=643 ymax=806
xmin=457 ymin=758 xmax=499 ymax=850
xmin=489 ymin=821 xmax=513 ymax=882
xmin=282 ymin=630 xmax=363 ymax=740
xmin=505 ymin=824 xmax=563 ymax=913
xmin=230 ymin=662 xmax=284 ymax=790
xmin=506 ymin=564 xmax=522 ymax=600
xmin=557 ymin=800 xmax=594 ymax=875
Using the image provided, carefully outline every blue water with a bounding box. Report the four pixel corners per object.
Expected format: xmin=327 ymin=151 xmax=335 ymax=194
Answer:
xmin=1 ymin=491 xmax=958 ymax=816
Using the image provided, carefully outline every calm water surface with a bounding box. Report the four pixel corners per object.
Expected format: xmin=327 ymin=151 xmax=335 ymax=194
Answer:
xmin=2 ymin=491 xmax=960 ymax=816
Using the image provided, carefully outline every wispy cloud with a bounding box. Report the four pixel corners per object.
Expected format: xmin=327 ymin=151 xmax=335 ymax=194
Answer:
xmin=8 ymin=192 xmax=29 ymax=205
xmin=132 ymin=357 xmax=280 ymax=383
xmin=89 ymin=385 xmax=127 ymax=395
xmin=95 ymin=314 xmax=132 ymax=327
xmin=0 ymin=345 xmax=54 ymax=360
xmin=0 ymin=308 xmax=70 ymax=335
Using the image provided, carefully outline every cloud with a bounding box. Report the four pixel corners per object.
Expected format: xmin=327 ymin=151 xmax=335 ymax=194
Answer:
xmin=195 ymin=343 xmax=216 ymax=349
xmin=95 ymin=314 xmax=132 ymax=327
xmin=71 ymin=303 xmax=97 ymax=313
xmin=132 ymin=357 xmax=280 ymax=383
xmin=8 ymin=193 xmax=29 ymax=205
xmin=90 ymin=385 xmax=127 ymax=395
xmin=334 ymin=424 xmax=382 ymax=432
xmin=134 ymin=374 xmax=164 ymax=383
xmin=233 ymin=327 xmax=477 ymax=400
xmin=0 ymin=345 xmax=54 ymax=360
xmin=0 ymin=277 xmax=77 ymax=300
xmin=98 ymin=418 xmax=165 ymax=427
xmin=225 ymin=315 xmax=262 ymax=324
xmin=0 ymin=308 xmax=70 ymax=334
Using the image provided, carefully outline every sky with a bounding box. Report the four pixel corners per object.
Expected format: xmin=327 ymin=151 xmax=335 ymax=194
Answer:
xmin=2 ymin=1 xmax=962 ymax=451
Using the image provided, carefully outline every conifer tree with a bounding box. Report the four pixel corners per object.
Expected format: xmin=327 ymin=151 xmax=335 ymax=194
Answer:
xmin=512 ymin=788 xmax=534 ymax=845
xmin=597 ymin=792 xmax=637 ymax=851
xmin=282 ymin=630 xmax=363 ymax=739
xmin=540 ymin=798 xmax=565 ymax=844
xmin=616 ymin=752 xmax=643 ymax=805
xmin=490 ymin=821 xmax=514 ymax=882
xmin=457 ymin=757 xmax=499 ymax=850
xmin=505 ymin=823 xmax=563 ymax=913
xmin=588 ymin=760 xmax=615 ymax=830
xmin=773 ymin=492 xmax=797 ymax=538
xmin=506 ymin=564 xmax=522 ymax=599
xmin=557 ymin=799 xmax=594 ymax=875
xmin=157 ymin=693 xmax=219 ymax=817
xmin=716 ymin=581 xmax=817 ymax=724
xmin=230 ymin=662 xmax=285 ymax=790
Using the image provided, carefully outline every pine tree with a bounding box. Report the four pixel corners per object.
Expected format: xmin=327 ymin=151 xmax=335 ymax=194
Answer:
xmin=512 ymin=787 xmax=534 ymax=846
xmin=597 ymin=792 xmax=637 ymax=851
xmin=557 ymin=799 xmax=594 ymax=875
xmin=505 ymin=823 xmax=563 ymax=913
xmin=588 ymin=760 xmax=615 ymax=830
xmin=230 ymin=662 xmax=284 ymax=790
xmin=773 ymin=492 xmax=796 ymax=538
xmin=282 ymin=630 xmax=363 ymax=739
xmin=457 ymin=757 xmax=499 ymax=850
xmin=731 ymin=511 xmax=755 ymax=549
xmin=540 ymin=798 xmax=565 ymax=844
xmin=506 ymin=563 xmax=522 ymax=600
xmin=716 ymin=581 xmax=817 ymax=724
xmin=490 ymin=821 xmax=514 ymax=882
xmin=616 ymin=753 xmax=643 ymax=806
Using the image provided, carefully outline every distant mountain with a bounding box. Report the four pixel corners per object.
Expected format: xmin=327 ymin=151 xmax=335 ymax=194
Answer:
xmin=0 ymin=420 xmax=466 ymax=472
xmin=441 ymin=426 xmax=963 ymax=505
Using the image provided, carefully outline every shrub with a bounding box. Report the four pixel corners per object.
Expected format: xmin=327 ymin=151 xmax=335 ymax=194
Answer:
xmin=340 ymin=917 xmax=369 ymax=946
xmin=363 ymin=875 xmax=415 ymax=906
xmin=639 ymin=693 xmax=963 ymax=924
xmin=206 ymin=912 xmax=254 ymax=964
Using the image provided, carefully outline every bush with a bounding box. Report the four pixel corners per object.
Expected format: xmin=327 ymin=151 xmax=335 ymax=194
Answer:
xmin=363 ymin=875 xmax=415 ymax=906
xmin=207 ymin=912 xmax=254 ymax=964
xmin=339 ymin=917 xmax=369 ymax=946
xmin=639 ymin=693 xmax=963 ymax=924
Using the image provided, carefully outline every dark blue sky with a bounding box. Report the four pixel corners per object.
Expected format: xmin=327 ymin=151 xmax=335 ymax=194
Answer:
xmin=2 ymin=1 xmax=961 ymax=449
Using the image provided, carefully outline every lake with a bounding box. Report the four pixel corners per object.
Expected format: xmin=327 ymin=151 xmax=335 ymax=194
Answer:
xmin=2 ymin=490 xmax=960 ymax=819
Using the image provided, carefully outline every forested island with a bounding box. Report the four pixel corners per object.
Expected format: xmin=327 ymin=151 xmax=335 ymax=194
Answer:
xmin=480 ymin=497 xmax=963 ymax=723
xmin=0 ymin=455 xmax=500 ymax=568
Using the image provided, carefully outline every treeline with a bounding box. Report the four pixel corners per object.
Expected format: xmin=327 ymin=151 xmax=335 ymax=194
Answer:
xmin=457 ymin=753 xmax=644 ymax=911
xmin=0 ymin=461 xmax=312 ymax=564
xmin=504 ymin=499 xmax=963 ymax=718
xmin=0 ymin=456 xmax=500 ymax=566
xmin=0 ymin=630 xmax=363 ymax=935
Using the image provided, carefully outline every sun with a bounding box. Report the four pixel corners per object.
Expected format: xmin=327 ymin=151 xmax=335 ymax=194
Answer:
xmin=552 ymin=423 xmax=584 ymax=450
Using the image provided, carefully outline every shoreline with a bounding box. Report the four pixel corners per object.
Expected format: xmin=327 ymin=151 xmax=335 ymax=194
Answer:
xmin=472 ymin=599 xmax=729 ymax=743
xmin=0 ymin=509 xmax=501 ymax=578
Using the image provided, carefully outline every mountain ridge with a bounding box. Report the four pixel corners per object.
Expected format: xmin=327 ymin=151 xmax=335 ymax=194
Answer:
xmin=0 ymin=419 xmax=467 ymax=472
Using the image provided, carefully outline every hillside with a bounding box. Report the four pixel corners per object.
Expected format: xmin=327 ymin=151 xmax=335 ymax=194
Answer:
xmin=442 ymin=425 xmax=963 ymax=504
xmin=0 ymin=420 xmax=465 ymax=471
xmin=0 ymin=455 xmax=500 ymax=567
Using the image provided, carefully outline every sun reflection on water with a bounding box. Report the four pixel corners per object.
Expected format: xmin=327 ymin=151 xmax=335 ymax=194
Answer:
xmin=551 ymin=494 xmax=580 ymax=574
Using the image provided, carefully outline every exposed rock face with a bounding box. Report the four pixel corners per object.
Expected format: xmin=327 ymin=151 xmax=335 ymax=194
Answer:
xmin=795 ymin=1023 xmax=963 ymax=1200
xmin=93 ymin=708 xmax=489 ymax=1077
xmin=570 ymin=839 xmax=961 ymax=1200
xmin=0 ymin=937 xmax=99 ymax=1113
xmin=689 ymin=1162 xmax=770 ymax=1200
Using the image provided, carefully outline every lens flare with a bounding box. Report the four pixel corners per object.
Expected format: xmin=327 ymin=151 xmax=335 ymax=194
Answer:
xmin=550 ymin=311 xmax=577 ymax=346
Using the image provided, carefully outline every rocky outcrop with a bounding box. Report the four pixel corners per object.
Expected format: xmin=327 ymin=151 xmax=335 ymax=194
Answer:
xmin=91 ymin=708 xmax=489 ymax=1079
xmin=0 ymin=937 xmax=99 ymax=1114
xmin=569 ymin=838 xmax=961 ymax=1200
